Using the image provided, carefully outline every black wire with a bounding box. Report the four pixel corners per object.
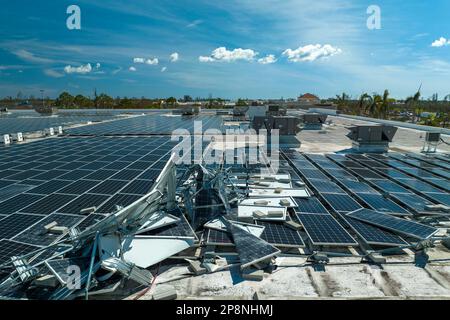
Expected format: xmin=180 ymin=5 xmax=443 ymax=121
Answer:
xmin=440 ymin=138 xmax=450 ymax=146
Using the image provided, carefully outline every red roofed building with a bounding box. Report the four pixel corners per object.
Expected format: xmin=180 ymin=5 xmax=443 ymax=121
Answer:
xmin=297 ymin=93 xmax=320 ymax=105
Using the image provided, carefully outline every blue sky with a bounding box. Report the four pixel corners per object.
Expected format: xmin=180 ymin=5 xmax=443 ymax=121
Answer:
xmin=0 ymin=0 xmax=449 ymax=100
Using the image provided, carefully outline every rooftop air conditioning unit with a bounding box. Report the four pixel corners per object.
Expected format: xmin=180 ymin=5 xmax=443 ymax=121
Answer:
xmin=3 ymin=134 xmax=11 ymax=145
xmin=346 ymin=125 xmax=397 ymax=153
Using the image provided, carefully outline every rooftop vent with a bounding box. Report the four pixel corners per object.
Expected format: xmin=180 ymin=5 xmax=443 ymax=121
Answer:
xmin=346 ymin=125 xmax=397 ymax=153
xmin=300 ymin=113 xmax=328 ymax=130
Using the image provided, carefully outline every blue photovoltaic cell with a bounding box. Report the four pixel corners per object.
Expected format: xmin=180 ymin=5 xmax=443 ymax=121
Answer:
xmin=354 ymin=193 xmax=411 ymax=216
xmin=423 ymin=192 xmax=450 ymax=206
xmin=389 ymin=193 xmax=434 ymax=213
xmin=296 ymin=213 xmax=357 ymax=246
xmin=338 ymin=179 xmax=379 ymax=194
xmin=347 ymin=208 xmax=437 ymax=239
xmin=0 ymin=194 xmax=44 ymax=215
xmin=342 ymin=216 xmax=408 ymax=247
xmin=320 ymin=193 xmax=363 ymax=213
xmin=257 ymin=221 xmax=305 ymax=247
xmin=294 ymin=197 xmax=329 ymax=214
xmin=307 ymin=179 xmax=346 ymax=194
xmin=368 ymin=179 xmax=412 ymax=194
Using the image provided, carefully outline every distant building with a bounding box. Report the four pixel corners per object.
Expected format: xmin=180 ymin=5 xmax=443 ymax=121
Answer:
xmin=298 ymin=93 xmax=320 ymax=105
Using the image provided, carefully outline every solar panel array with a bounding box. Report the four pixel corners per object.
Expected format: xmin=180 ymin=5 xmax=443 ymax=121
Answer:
xmin=66 ymin=114 xmax=224 ymax=135
xmin=0 ymin=114 xmax=120 ymax=135
xmin=0 ymin=136 xmax=177 ymax=257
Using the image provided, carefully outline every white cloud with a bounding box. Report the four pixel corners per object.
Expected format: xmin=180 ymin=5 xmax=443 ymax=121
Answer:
xmin=13 ymin=49 xmax=53 ymax=64
xmin=129 ymin=66 xmax=137 ymax=72
xmin=64 ymin=63 xmax=93 ymax=74
xmin=170 ymin=52 xmax=179 ymax=62
xmin=282 ymin=44 xmax=342 ymax=62
xmin=187 ymin=19 xmax=203 ymax=28
xmin=44 ymin=69 xmax=64 ymax=78
xmin=431 ymin=37 xmax=450 ymax=47
xmin=161 ymin=67 xmax=167 ymax=72
xmin=134 ymin=57 xmax=159 ymax=65
xmin=199 ymin=47 xmax=258 ymax=62
xmin=258 ymin=54 xmax=277 ymax=64
xmin=145 ymin=58 xmax=159 ymax=65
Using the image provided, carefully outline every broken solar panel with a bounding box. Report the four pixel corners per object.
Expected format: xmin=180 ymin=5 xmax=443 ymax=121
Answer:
xmin=0 ymin=213 xmax=45 ymax=240
xmin=45 ymin=257 xmax=90 ymax=285
xmin=58 ymin=194 xmax=110 ymax=215
xmin=13 ymin=213 xmax=83 ymax=246
xmin=296 ymin=213 xmax=357 ymax=246
xmin=206 ymin=228 xmax=234 ymax=246
xmin=96 ymin=194 xmax=142 ymax=214
xmin=0 ymin=239 xmax=40 ymax=266
xmin=341 ymin=216 xmax=408 ymax=247
xmin=75 ymin=213 xmax=107 ymax=232
xmin=228 ymin=223 xmax=280 ymax=269
xmin=320 ymin=193 xmax=363 ymax=213
xmin=140 ymin=213 xmax=197 ymax=240
xmin=347 ymin=209 xmax=438 ymax=240
xmin=256 ymin=221 xmax=305 ymax=248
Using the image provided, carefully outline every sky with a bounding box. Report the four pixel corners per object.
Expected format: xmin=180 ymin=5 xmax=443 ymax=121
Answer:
xmin=0 ymin=0 xmax=450 ymax=100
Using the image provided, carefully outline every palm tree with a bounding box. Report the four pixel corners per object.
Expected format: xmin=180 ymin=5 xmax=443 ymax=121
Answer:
xmin=357 ymin=93 xmax=372 ymax=116
xmin=379 ymin=89 xmax=390 ymax=119
xmin=335 ymin=92 xmax=350 ymax=112
xmin=405 ymin=86 xmax=422 ymax=123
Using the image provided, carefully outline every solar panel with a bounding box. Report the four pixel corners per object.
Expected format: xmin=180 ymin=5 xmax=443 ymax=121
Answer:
xmin=354 ymin=193 xmax=411 ymax=216
xmin=338 ymin=179 xmax=379 ymax=194
xmin=298 ymin=169 xmax=329 ymax=180
xmin=13 ymin=213 xmax=83 ymax=246
xmin=342 ymin=216 xmax=408 ymax=247
xmin=424 ymin=192 xmax=450 ymax=206
xmin=0 ymin=194 xmax=44 ymax=215
xmin=206 ymin=228 xmax=234 ymax=246
xmin=45 ymin=257 xmax=91 ymax=285
xmin=88 ymin=179 xmax=128 ymax=195
xmin=228 ymin=223 xmax=280 ymax=268
xmin=138 ymin=168 xmax=162 ymax=180
xmin=57 ymin=170 xmax=93 ymax=181
xmin=110 ymin=169 xmax=143 ymax=181
xmin=308 ymin=179 xmax=346 ymax=194
xmin=58 ymin=194 xmax=110 ymax=215
xmin=26 ymin=180 xmax=73 ymax=195
xmin=96 ymin=194 xmax=142 ymax=214
xmin=20 ymin=193 xmax=77 ymax=215
xmin=0 ymin=239 xmax=40 ymax=266
xmin=0 ymin=184 xmax=35 ymax=202
xmin=389 ymin=193 xmax=435 ymax=213
xmin=293 ymin=197 xmax=329 ymax=214
xmin=326 ymin=169 xmax=357 ymax=180
xmin=349 ymin=168 xmax=384 ymax=180
xmin=84 ymin=169 xmax=117 ymax=181
xmin=256 ymin=221 xmax=305 ymax=248
xmin=320 ymin=193 xmax=363 ymax=213
xmin=393 ymin=179 xmax=443 ymax=193
xmin=57 ymin=180 xmax=100 ymax=195
xmin=368 ymin=179 xmax=412 ymax=194
xmin=31 ymin=170 xmax=69 ymax=181
xmin=0 ymin=213 xmax=45 ymax=240
xmin=296 ymin=213 xmax=357 ymax=246
xmin=120 ymin=179 xmax=155 ymax=195
xmin=347 ymin=209 xmax=437 ymax=239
